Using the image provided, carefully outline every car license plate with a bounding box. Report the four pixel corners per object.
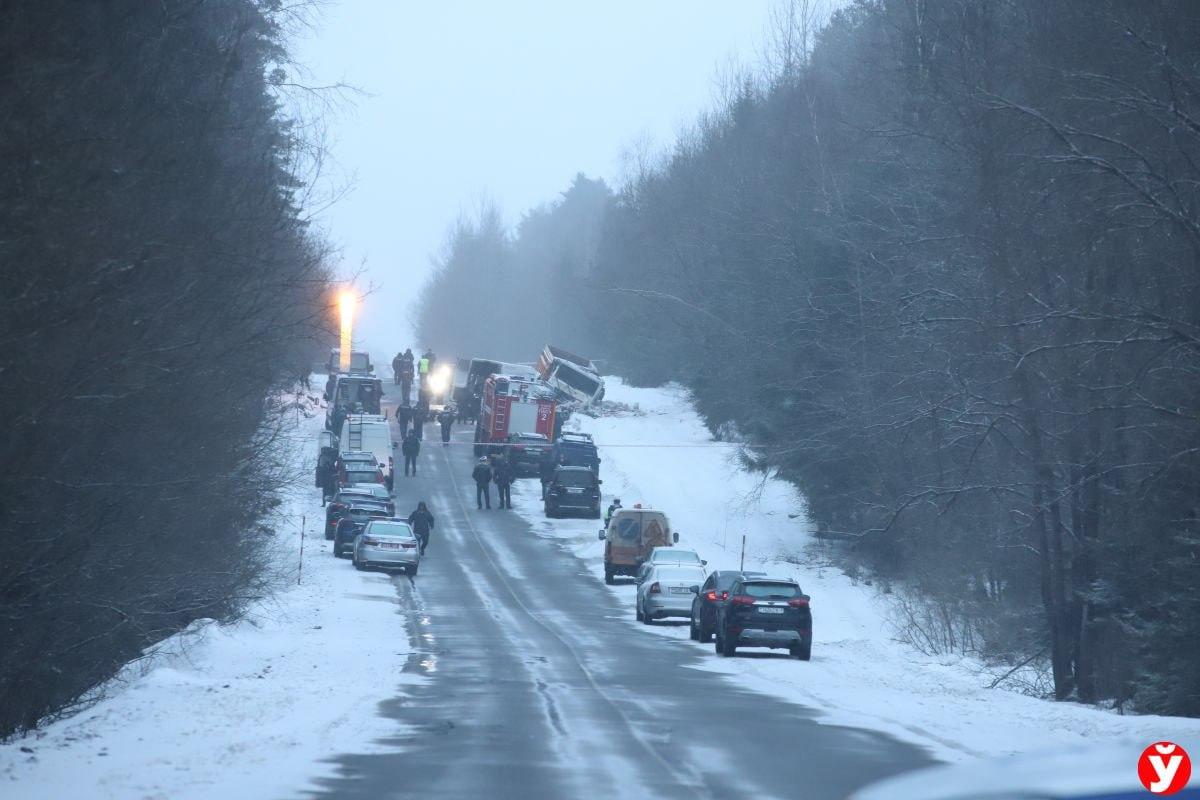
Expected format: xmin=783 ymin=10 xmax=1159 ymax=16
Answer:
xmin=758 ymin=606 xmax=785 ymax=614
xmin=567 ymin=488 xmax=583 ymax=494
xmin=669 ymin=587 xmax=690 ymax=594
xmin=380 ymin=542 xmax=399 ymax=550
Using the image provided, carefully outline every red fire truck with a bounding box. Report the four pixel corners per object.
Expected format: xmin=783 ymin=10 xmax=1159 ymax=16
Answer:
xmin=474 ymin=374 xmax=557 ymax=456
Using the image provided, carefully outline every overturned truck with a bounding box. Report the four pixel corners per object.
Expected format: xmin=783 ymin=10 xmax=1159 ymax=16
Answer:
xmin=536 ymin=344 xmax=604 ymax=408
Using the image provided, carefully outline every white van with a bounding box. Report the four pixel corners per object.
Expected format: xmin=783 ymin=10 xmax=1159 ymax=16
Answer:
xmin=339 ymin=415 xmax=395 ymax=472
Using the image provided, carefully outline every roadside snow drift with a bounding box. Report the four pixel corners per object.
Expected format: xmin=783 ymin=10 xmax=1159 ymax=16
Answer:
xmin=511 ymin=378 xmax=1200 ymax=764
xmin=0 ymin=389 xmax=412 ymax=800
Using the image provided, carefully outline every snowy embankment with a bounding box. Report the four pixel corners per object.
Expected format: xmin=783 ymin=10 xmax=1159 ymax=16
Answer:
xmin=0 ymin=387 xmax=411 ymax=799
xmin=510 ymin=378 xmax=1200 ymax=764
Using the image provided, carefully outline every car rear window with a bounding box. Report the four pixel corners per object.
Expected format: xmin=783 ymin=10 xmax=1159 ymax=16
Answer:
xmin=558 ymin=471 xmax=595 ymax=488
xmin=346 ymin=508 xmax=387 ymax=520
xmin=366 ymin=522 xmax=414 ymax=538
xmin=655 ymin=566 xmax=706 ymax=581
xmin=345 ymin=470 xmax=381 ymax=483
xmin=741 ymin=582 xmax=802 ymax=599
xmin=654 ymin=550 xmax=701 ymax=563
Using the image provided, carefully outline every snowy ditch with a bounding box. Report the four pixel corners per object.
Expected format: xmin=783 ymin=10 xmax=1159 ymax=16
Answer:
xmin=510 ymin=377 xmax=1200 ymax=764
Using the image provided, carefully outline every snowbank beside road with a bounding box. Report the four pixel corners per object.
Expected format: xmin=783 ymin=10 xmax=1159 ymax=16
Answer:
xmin=512 ymin=378 xmax=1200 ymax=763
xmin=0 ymin=390 xmax=412 ymax=800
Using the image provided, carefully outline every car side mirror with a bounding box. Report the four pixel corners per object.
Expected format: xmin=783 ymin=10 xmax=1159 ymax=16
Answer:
xmin=688 ymin=585 xmax=699 ymax=594
xmin=672 ymin=532 xmax=679 ymax=543
xmin=597 ymin=479 xmax=603 ymax=484
xmin=701 ymin=560 xmax=708 ymax=566
xmin=597 ymin=530 xmax=606 ymax=540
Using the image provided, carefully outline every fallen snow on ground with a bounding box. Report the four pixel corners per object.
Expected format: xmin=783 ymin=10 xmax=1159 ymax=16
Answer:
xmin=511 ymin=377 xmax=1200 ymax=764
xmin=0 ymin=389 xmax=412 ymax=800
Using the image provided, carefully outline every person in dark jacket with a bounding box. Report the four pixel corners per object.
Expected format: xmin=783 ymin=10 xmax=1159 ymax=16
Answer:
xmin=438 ymin=407 xmax=455 ymax=446
xmin=538 ymin=449 xmax=557 ymax=500
xmin=391 ymin=353 xmax=403 ymax=385
xmin=407 ymin=501 xmax=435 ymax=555
xmin=472 ymin=457 xmax=493 ymax=509
xmin=493 ymin=455 xmax=515 ymax=510
xmin=401 ymin=431 xmax=421 ymax=476
xmin=317 ymin=450 xmax=337 ymax=505
xmin=412 ymin=403 xmax=427 ymax=440
xmin=399 ymin=349 xmax=415 ymax=403
xmin=396 ymin=403 xmax=412 ymax=438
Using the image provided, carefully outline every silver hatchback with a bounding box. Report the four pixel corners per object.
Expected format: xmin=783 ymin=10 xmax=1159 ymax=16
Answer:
xmin=351 ymin=519 xmax=421 ymax=575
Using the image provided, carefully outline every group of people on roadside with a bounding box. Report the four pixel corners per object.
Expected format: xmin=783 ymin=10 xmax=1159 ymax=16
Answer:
xmin=471 ymin=453 xmax=516 ymax=510
xmin=390 ymin=348 xmax=439 ymax=406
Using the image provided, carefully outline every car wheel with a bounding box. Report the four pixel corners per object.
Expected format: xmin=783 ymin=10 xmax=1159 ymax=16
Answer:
xmin=689 ymin=617 xmax=699 ymax=640
xmin=353 ymin=557 xmax=365 ymax=571
xmin=792 ymin=642 xmax=811 ymax=661
xmin=604 ymin=565 xmax=615 ymax=585
xmin=408 ymin=563 xmax=419 ymax=577
xmin=635 ymin=600 xmax=643 ymax=621
xmin=698 ymin=621 xmax=713 ymax=644
xmin=642 ymin=608 xmax=654 ymax=626
xmin=325 ymin=530 xmax=334 ymax=541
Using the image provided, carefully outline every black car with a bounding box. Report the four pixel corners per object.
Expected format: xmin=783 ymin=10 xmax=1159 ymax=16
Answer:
xmin=551 ymin=432 xmax=600 ymax=474
xmin=325 ymin=490 xmax=392 ymax=539
xmin=506 ymin=432 xmax=551 ymax=476
xmin=332 ymin=506 xmax=389 ymax=556
xmin=543 ymin=465 xmax=602 ymax=519
xmin=688 ymin=570 xmax=765 ymax=643
xmin=713 ymin=577 xmax=812 ymax=660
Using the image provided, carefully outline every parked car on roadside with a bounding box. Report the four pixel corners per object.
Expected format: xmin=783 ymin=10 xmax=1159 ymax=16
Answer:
xmin=337 ymin=457 xmax=385 ymax=488
xmin=713 ymin=576 xmax=812 ymax=660
xmin=351 ymin=519 xmax=421 ymax=575
xmin=636 ymin=547 xmax=706 ymax=581
xmin=551 ymin=432 xmax=600 ymax=474
xmin=325 ymin=489 xmax=392 ymax=538
xmin=636 ymin=563 xmax=708 ymax=625
xmin=506 ymin=432 xmax=551 ymax=476
xmin=543 ymin=465 xmax=602 ymax=518
xmin=689 ymin=570 xmax=765 ymax=642
xmin=332 ymin=506 xmax=389 ymax=557
xmin=344 ymin=483 xmax=393 ymax=508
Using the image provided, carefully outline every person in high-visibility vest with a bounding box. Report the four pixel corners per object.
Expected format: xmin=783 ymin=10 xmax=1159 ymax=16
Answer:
xmin=418 ymin=355 xmax=430 ymax=378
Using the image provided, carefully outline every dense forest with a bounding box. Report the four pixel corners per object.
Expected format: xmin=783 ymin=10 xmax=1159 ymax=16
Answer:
xmin=0 ymin=2 xmax=332 ymax=736
xmin=417 ymin=0 xmax=1200 ymax=715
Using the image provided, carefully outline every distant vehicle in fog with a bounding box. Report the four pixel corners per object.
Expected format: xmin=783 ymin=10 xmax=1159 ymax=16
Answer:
xmin=326 ymin=374 xmax=384 ymax=431
xmin=536 ymin=345 xmax=604 ymax=407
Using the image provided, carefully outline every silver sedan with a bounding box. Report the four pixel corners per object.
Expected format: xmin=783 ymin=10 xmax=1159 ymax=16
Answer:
xmin=636 ymin=563 xmax=708 ymax=625
xmin=351 ymin=519 xmax=421 ymax=575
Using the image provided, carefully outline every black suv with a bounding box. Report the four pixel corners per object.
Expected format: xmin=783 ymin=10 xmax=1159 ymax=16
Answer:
xmin=543 ymin=465 xmax=602 ymax=519
xmin=506 ymin=432 xmax=551 ymax=476
xmin=551 ymin=432 xmax=600 ymax=474
xmin=325 ymin=489 xmax=392 ymax=539
xmin=689 ymin=570 xmax=765 ymax=643
xmin=713 ymin=577 xmax=812 ymax=660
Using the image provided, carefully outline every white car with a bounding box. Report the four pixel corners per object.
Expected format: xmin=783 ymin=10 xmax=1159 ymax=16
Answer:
xmin=636 ymin=547 xmax=706 ymax=582
xmin=636 ymin=563 xmax=708 ymax=625
xmin=351 ymin=519 xmax=421 ymax=575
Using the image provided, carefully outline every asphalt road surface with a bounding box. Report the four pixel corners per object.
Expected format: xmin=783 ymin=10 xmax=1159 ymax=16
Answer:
xmin=308 ymin=407 xmax=934 ymax=800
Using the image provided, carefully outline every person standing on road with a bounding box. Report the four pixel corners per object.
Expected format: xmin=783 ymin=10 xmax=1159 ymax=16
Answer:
xmin=407 ymin=501 xmax=435 ymax=555
xmin=401 ymin=430 xmax=421 ymax=476
xmin=412 ymin=403 xmax=427 ymax=440
xmin=493 ymin=455 xmax=515 ymax=510
xmin=538 ymin=448 xmax=557 ymax=499
xmin=399 ymin=349 xmax=415 ymax=403
xmin=438 ymin=406 xmax=455 ymax=446
xmin=604 ymin=498 xmax=622 ymax=525
xmin=472 ymin=457 xmax=493 ymax=509
xmin=397 ymin=403 xmax=413 ymax=439
xmin=391 ymin=352 xmax=403 ymax=386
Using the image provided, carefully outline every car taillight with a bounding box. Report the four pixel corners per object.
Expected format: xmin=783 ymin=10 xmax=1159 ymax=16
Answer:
xmin=401 ymin=542 xmax=417 ymax=549
xmin=788 ymin=598 xmax=810 ymax=608
xmin=329 ymin=503 xmax=345 ymax=512
xmin=362 ymin=537 xmax=380 ymax=546
xmin=731 ymin=595 xmax=756 ymax=606
xmin=705 ymin=591 xmax=718 ymax=601
xmin=649 ymin=582 xmax=661 ymax=594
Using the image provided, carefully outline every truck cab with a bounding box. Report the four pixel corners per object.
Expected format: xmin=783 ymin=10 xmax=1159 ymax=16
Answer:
xmin=598 ymin=506 xmax=676 ymax=585
xmin=474 ymin=374 xmax=556 ymax=456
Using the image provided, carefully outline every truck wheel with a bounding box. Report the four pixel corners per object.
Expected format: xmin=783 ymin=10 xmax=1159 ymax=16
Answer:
xmin=604 ymin=566 xmax=615 ymax=585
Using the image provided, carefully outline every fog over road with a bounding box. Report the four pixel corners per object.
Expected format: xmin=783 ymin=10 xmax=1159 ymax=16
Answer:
xmin=307 ymin=401 xmax=933 ymax=800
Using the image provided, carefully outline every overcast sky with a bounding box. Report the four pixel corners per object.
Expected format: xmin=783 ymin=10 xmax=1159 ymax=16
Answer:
xmin=293 ymin=2 xmax=777 ymax=353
